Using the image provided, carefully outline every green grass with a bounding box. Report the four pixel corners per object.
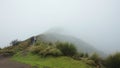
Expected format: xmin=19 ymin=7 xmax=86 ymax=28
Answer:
xmin=12 ymin=53 xmax=95 ymax=68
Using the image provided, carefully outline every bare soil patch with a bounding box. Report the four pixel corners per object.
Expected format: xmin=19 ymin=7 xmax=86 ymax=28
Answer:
xmin=0 ymin=56 xmax=32 ymax=68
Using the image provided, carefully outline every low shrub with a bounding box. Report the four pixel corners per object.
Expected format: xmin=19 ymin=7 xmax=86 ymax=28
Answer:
xmin=29 ymin=45 xmax=45 ymax=54
xmin=0 ymin=49 xmax=15 ymax=56
xmin=10 ymin=39 xmax=21 ymax=46
xmin=85 ymin=60 xmax=96 ymax=66
xmin=104 ymin=52 xmax=120 ymax=68
xmin=73 ymin=53 xmax=83 ymax=60
xmin=56 ymin=42 xmax=77 ymax=56
xmin=39 ymin=46 xmax=62 ymax=57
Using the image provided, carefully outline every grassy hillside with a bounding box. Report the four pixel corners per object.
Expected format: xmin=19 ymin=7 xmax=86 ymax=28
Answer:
xmin=36 ymin=33 xmax=105 ymax=56
xmin=0 ymin=33 xmax=105 ymax=68
xmin=12 ymin=53 xmax=95 ymax=68
xmin=1 ymin=32 xmax=120 ymax=68
xmin=1 ymin=33 xmax=120 ymax=68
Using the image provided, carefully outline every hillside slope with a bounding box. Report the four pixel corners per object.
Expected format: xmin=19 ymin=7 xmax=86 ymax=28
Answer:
xmin=12 ymin=53 xmax=95 ymax=68
xmin=36 ymin=33 xmax=104 ymax=56
xmin=0 ymin=32 xmax=105 ymax=68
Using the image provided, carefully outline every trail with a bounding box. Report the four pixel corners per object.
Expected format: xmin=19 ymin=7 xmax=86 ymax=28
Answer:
xmin=0 ymin=56 xmax=31 ymax=68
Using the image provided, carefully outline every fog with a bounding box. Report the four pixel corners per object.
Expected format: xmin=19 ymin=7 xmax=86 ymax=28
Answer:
xmin=0 ymin=0 xmax=120 ymax=54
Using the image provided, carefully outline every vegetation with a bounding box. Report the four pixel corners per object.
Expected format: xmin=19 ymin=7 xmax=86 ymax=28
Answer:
xmin=56 ymin=42 xmax=77 ymax=56
xmin=29 ymin=45 xmax=45 ymax=54
xmin=39 ymin=47 xmax=63 ymax=57
xmin=90 ymin=53 xmax=101 ymax=64
xmin=0 ymin=49 xmax=15 ymax=56
xmin=28 ymin=42 xmax=77 ymax=57
xmin=10 ymin=39 xmax=21 ymax=46
xmin=1 ymin=37 xmax=120 ymax=68
xmin=104 ymin=52 xmax=120 ymax=68
xmin=12 ymin=53 xmax=95 ymax=68
xmin=0 ymin=39 xmax=32 ymax=56
xmin=0 ymin=40 xmax=105 ymax=68
xmin=0 ymin=46 xmax=15 ymax=56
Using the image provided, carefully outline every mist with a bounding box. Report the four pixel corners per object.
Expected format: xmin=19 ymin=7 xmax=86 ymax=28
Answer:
xmin=0 ymin=0 xmax=120 ymax=54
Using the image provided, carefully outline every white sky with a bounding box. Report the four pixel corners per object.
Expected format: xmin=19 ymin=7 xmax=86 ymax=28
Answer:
xmin=0 ymin=0 xmax=120 ymax=53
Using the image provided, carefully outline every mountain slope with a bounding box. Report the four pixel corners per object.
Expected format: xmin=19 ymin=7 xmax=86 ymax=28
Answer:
xmin=36 ymin=32 xmax=104 ymax=56
xmin=13 ymin=53 xmax=95 ymax=68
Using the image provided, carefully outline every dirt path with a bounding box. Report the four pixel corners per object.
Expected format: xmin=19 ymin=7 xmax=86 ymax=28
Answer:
xmin=0 ymin=56 xmax=32 ymax=68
